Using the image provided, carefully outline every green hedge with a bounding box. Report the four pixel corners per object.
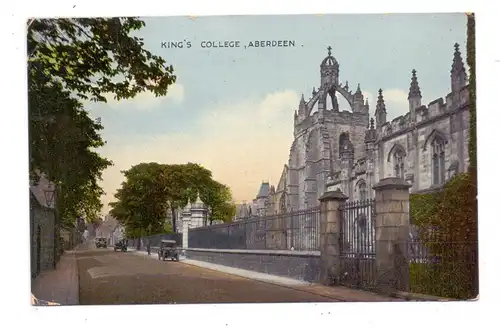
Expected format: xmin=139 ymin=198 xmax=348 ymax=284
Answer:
xmin=410 ymin=261 xmax=477 ymax=299
xmin=409 ymin=171 xmax=478 ymax=299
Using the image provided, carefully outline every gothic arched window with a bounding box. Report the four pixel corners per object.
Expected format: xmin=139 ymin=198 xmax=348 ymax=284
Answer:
xmin=432 ymin=137 xmax=446 ymax=185
xmin=393 ymin=150 xmax=405 ymax=179
xmin=358 ymin=181 xmax=367 ymax=202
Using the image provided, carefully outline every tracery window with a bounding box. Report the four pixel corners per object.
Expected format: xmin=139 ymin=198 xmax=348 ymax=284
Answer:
xmin=393 ymin=150 xmax=405 ymax=179
xmin=432 ymin=137 xmax=446 ymax=185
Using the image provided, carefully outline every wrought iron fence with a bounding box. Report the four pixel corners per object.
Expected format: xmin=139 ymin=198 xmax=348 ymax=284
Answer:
xmin=405 ymin=239 xmax=478 ymax=299
xmin=188 ymin=206 xmax=321 ymax=251
xmin=338 ymin=199 xmax=376 ymax=289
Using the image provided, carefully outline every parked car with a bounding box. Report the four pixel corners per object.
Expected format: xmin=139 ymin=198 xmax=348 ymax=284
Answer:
xmin=95 ymin=237 xmax=107 ymax=248
xmin=158 ymin=239 xmax=180 ymax=262
xmin=113 ymin=239 xmax=128 ymax=252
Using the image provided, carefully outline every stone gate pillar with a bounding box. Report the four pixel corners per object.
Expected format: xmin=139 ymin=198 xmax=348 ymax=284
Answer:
xmin=372 ymin=177 xmax=411 ymax=292
xmin=182 ymin=213 xmax=189 ymax=259
xmin=318 ymin=190 xmax=348 ymax=285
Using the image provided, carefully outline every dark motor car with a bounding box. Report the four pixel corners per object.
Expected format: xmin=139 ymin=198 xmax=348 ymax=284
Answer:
xmin=95 ymin=237 xmax=107 ymax=248
xmin=158 ymin=239 xmax=180 ymax=262
xmin=114 ymin=239 xmax=128 ymax=252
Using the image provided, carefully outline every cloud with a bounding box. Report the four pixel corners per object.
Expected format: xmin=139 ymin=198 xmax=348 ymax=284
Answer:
xmin=383 ymin=88 xmax=409 ymax=120
xmin=98 ymin=90 xmax=299 ymax=212
xmin=102 ymin=83 xmax=185 ymax=111
xmin=98 ymin=87 xmax=413 ymax=214
xmin=361 ymin=88 xmax=409 ymax=122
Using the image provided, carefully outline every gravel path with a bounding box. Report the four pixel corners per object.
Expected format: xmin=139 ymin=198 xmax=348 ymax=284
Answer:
xmin=77 ymin=247 xmax=339 ymax=305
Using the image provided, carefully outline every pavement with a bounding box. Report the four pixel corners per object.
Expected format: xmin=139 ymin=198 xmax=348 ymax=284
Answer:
xmin=31 ymin=243 xmax=403 ymax=305
xmin=78 ymin=247 xmax=341 ymax=304
xmin=128 ymin=248 xmax=404 ymax=303
xmin=31 ymin=248 xmax=80 ymax=305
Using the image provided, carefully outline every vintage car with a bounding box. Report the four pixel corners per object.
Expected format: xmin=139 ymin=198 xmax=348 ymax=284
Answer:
xmin=113 ymin=239 xmax=128 ymax=252
xmin=95 ymin=237 xmax=107 ymax=248
xmin=157 ymin=239 xmax=180 ymax=262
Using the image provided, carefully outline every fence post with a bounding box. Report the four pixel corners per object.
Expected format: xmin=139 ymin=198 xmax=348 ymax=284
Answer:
xmin=318 ymin=190 xmax=348 ymax=285
xmin=372 ymin=177 xmax=411 ymax=293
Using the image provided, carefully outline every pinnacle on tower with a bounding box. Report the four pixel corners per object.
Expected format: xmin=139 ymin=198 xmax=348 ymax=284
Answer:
xmin=375 ymin=89 xmax=387 ymax=114
xmin=450 ymin=42 xmax=468 ymax=92
xmin=408 ymin=69 xmax=422 ymax=99
xmin=327 ymin=45 xmax=332 ymax=56
xmin=298 ymin=94 xmax=306 ymax=115
xmin=353 ymin=83 xmax=364 ymax=103
xmin=451 ymin=43 xmax=466 ymax=73
xmin=364 ymin=117 xmax=377 ymax=143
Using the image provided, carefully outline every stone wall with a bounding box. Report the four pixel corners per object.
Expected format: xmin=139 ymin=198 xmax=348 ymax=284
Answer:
xmin=186 ymin=248 xmax=321 ymax=282
xmin=31 ymin=204 xmax=56 ymax=277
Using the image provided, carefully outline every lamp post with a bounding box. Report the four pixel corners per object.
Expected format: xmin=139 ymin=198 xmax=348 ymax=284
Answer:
xmin=43 ymin=182 xmax=56 ymax=208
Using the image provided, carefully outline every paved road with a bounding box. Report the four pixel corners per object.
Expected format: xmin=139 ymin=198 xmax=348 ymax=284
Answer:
xmin=77 ymin=246 xmax=339 ymax=304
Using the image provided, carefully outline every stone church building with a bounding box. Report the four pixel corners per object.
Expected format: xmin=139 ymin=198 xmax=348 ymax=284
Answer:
xmin=239 ymin=43 xmax=470 ymax=217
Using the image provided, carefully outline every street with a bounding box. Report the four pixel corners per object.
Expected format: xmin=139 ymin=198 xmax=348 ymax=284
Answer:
xmin=77 ymin=245 xmax=339 ymax=304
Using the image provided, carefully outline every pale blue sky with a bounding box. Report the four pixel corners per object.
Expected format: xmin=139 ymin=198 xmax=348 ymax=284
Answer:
xmin=86 ymin=13 xmax=468 ymax=213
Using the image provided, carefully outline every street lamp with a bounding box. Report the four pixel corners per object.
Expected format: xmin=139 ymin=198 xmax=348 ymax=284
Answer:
xmin=43 ymin=182 xmax=56 ymax=208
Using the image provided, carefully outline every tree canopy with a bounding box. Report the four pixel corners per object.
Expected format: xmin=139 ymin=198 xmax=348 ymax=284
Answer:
xmin=109 ymin=162 xmax=236 ymax=235
xmin=28 ymin=18 xmax=177 ymax=226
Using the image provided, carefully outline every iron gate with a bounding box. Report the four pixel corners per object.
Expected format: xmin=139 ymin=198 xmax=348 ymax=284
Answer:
xmin=339 ymin=199 xmax=376 ymax=289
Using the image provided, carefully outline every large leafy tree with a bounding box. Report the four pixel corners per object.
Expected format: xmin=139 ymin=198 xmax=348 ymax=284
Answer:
xmin=28 ymin=17 xmax=176 ymax=226
xmin=110 ymin=163 xmax=235 ymax=235
xmin=199 ymin=180 xmax=236 ymax=224
xmin=159 ymin=163 xmax=214 ymax=231
xmin=28 ymin=18 xmax=175 ymax=103
xmin=110 ymin=163 xmax=170 ymax=236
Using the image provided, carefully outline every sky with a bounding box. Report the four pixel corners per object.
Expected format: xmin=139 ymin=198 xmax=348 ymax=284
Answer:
xmin=85 ymin=13 xmax=468 ymax=214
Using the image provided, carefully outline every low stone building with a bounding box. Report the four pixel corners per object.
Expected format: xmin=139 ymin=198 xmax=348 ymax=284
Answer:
xmin=30 ymin=176 xmax=57 ymax=278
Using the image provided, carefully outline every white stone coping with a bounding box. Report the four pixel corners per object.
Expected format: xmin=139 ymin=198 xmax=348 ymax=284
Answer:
xmin=185 ymin=247 xmax=320 ymax=257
